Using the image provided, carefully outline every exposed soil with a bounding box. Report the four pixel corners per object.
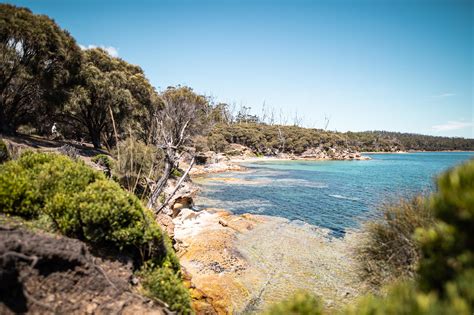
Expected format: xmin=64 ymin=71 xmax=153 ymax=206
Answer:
xmin=0 ymin=223 xmax=170 ymax=315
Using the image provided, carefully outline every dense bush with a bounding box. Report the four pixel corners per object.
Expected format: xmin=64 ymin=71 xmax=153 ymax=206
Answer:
xmin=92 ymin=154 xmax=113 ymax=177
xmin=113 ymin=137 xmax=163 ymax=198
xmin=0 ymin=139 xmax=9 ymax=163
xmin=343 ymin=279 xmax=472 ymax=315
xmin=140 ymin=266 xmax=192 ymax=314
xmin=417 ymin=160 xmax=474 ymax=294
xmin=263 ymin=291 xmax=323 ymax=315
xmin=0 ymin=152 xmax=165 ymax=259
xmin=356 ymin=196 xmax=434 ymax=289
xmin=0 ymin=152 xmax=102 ymax=218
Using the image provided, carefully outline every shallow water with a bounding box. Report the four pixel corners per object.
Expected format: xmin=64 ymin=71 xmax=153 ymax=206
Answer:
xmin=195 ymin=152 xmax=474 ymax=237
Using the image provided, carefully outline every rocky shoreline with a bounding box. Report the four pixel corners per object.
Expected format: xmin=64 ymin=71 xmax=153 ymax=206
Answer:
xmin=167 ymin=150 xmax=369 ymax=313
xmin=189 ymin=144 xmax=371 ymax=177
xmin=171 ymin=208 xmax=363 ymax=314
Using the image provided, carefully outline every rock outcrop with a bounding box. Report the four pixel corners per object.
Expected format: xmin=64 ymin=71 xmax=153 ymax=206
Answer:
xmin=300 ymin=146 xmax=370 ymax=160
xmin=171 ymin=209 xmax=364 ymax=314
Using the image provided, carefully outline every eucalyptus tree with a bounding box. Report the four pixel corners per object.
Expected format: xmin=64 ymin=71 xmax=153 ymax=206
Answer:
xmin=65 ymin=48 xmax=158 ymax=148
xmin=0 ymin=4 xmax=81 ymax=134
xmin=147 ymin=86 xmax=211 ymax=211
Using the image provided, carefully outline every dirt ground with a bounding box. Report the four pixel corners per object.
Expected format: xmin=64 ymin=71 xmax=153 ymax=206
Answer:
xmin=0 ymin=222 xmax=170 ymax=315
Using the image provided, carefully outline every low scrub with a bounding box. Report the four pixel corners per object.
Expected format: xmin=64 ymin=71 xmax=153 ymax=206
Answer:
xmin=140 ymin=265 xmax=192 ymax=314
xmin=113 ymin=137 xmax=163 ymax=199
xmin=356 ymin=196 xmax=434 ymax=289
xmin=263 ymin=291 xmax=323 ymax=315
xmin=0 ymin=152 xmax=192 ymax=312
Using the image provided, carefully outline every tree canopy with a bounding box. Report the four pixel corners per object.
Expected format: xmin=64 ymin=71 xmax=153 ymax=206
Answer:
xmin=0 ymin=4 xmax=81 ymax=134
xmin=65 ymin=48 xmax=158 ymax=148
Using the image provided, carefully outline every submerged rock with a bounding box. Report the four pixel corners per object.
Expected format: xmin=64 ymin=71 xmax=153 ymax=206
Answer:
xmin=173 ymin=209 xmax=364 ymax=314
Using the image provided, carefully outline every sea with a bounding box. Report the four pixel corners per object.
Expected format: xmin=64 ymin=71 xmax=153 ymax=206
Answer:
xmin=195 ymin=152 xmax=474 ymax=237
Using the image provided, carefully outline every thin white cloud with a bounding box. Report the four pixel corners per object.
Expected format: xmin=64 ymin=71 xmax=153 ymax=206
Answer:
xmin=432 ymin=93 xmax=456 ymax=98
xmin=79 ymin=44 xmax=119 ymax=57
xmin=432 ymin=120 xmax=473 ymax=132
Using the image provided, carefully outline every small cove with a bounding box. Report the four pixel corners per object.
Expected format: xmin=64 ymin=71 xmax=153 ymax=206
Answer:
xmin=195 ymin=152 xmax=474 ymax=237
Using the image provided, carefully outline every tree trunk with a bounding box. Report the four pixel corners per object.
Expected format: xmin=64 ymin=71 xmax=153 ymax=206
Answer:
xmin=0 ymin=108 xmax=15 ymax=135
xmin=89 ymin=128 xmax=101 ymax=149
xmin=147 ymin=155 xmax=173 ymax=210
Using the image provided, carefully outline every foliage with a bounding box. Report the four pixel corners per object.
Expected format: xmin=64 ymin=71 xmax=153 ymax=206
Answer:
xmin=0 ymin=4 xmax=81 ymax=134
xmin=92 ymin=154 xmax=113 ymax=169
xmin=113 ymin=136 xmax=163 ymax=198
xmin=346 ymin=131 xmax=474 ymax=152
xmin=0 ymin=152 xmax=167 ymax=260
xmin=263 ymin=291 xmax=323 ymax=315
xmin=416 ymin=160 xmax=474 ymax=294
xmin=209 ymin=123 xmax=474 ymax=155
xmin=65 ymin=48 xmax=159 ymax=148
xmin=157 ymin=86 xmax=212 ymax=145
xmin=0 ymin=151 xmax=102 ymax=218
xmin=0 ymin=152 xmax=192 ymax=313
xmin=343 ymin=280 xmax=472 ymax=315
xmin=209 ymin=123 xmax=347 ymax=155
xmin=92 ymin=153 xmax=113 ymax=177
xmin=140 ymin=266 xmax=193 ymax=314
xmin=356 ymin=196 xmax=434 ymax=289
xmin=0 ymin=139 xmax=10 ymax=163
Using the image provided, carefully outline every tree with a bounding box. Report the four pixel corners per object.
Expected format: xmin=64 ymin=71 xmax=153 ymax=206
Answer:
xmin=147 ymin=86 xmax=210 ymax=210
xmin=0 ymin=4 xmax=81 ymax=134
xmin=65 ymin=48 xmax=158 ymax=148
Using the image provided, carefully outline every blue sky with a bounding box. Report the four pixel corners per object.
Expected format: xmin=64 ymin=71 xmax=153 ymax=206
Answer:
xmin=6 ymin=0 xmax=473 ymax=138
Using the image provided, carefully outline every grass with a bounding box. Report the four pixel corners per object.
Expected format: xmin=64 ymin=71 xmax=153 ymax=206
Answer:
xmin=355 ymin=196 xmax=434 ymax=289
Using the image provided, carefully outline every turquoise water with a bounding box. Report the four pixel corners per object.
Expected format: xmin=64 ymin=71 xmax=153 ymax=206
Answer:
xmin=195 ymin=152 xmax=474 ymax=237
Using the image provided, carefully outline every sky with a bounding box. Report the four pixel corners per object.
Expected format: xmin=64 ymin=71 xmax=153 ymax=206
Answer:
xmin=6 ymin=0 xmax=473 ymax=138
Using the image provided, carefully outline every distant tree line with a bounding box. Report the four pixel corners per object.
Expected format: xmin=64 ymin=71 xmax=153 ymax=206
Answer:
xmin=206 ymin=123 xmax=474 ymax=155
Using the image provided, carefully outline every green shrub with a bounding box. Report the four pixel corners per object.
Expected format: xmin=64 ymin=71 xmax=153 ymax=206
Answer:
xmin=172 ymin=168 xmax=183 ymax=178
xmin=343 ymin=280 xmax=471 ymax=315
xmin=92 ymin=154 xmax=113 ymax=172
xmin=356 ymin=196 xmax=434 ymax=289
xmin=113 ymin=137 xmax=163 ymax=198
xmin=344 ymin=160 xmax=474 ymax=314
xmin=263 ymin=291 xmax=323 ymax=315
xmin=0 ymin=139 xmax=10 ymax=163
xmin=140 ymin=266 xmax=192 ymax=315
xmin=0 ymin=152 xmax=166 ymax=260
xmin=0 ymin=162 xmax=35 ymax=217
xmin=0 ymin=151 xmax=192 ymax=313
xmin=0 ymin=152 xmax=103 ymax=218
xmin=417 ymin=160 xmax=474 ymax=295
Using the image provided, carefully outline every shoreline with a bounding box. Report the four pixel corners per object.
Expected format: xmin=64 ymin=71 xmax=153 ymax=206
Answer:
xmin=173 ymin=208 xmax=364 ymax=314
xmin=181 ymin=156 xmax=368 ymax=313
